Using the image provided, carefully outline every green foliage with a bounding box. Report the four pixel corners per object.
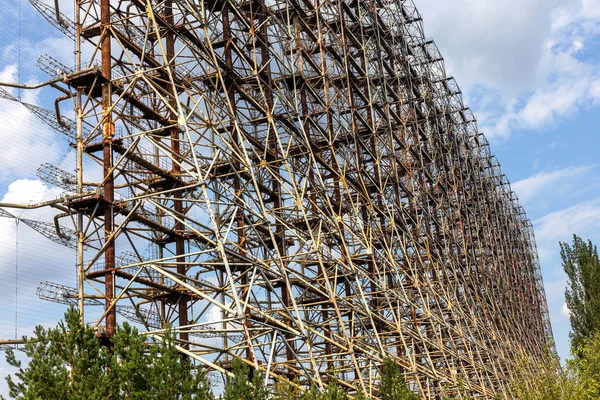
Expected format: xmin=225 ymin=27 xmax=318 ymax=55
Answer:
xmin=147 ymin=327 xmax=213 ymax=400
xmin=320 ymin=377 xmax=348 ymax=400
xmin=2 ymin=307 xmax=213 ymax=400
xmin=294 ymin=379 xmax=347 ymax=400
xmin=509 ymin=333 xmax=600 ymax=400
xmin=380 ymin=358 xmax=418 ymax=400
xmin=353 ymin=390 xmax=368 ymax=400
xmin=510 ymin=236 xmax=600 ymax=400
xmin=222 ymin=358 xmax=267 ymax=400
xmin=568 ymin=331 xmax=600 ymax=399
xmin=3 ymin=307 xmax=111 ymax=400
xmin=561 ymin=235 xmax=600 ymax=351
xmin=273 ymin=377 xmax=302 ymax=399
xmin=510 ymin=350 xmax=577 ymax=400
xmin=4 ymin=313 xmax=416 ymax=400
xmin=111 ymin=322 xmax=152 ymax=399
xmin=272 ymin=361 xmax=416 ymax=400
xmin=298 ymin=385 xmax=322 ymax=400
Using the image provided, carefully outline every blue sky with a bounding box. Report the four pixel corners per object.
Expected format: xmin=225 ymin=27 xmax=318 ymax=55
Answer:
xmin=416 ymin=0 xmax=600 ymax=360
xmin=0 ymin=0 xmax=599 ymax=392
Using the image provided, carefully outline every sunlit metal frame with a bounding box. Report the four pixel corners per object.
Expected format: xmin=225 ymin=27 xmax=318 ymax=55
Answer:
xmin=1 ymin=0 xmax=555 ymax=398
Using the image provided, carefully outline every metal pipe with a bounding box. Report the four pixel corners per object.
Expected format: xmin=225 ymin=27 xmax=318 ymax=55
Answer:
xmin=0 ymin=68 xmax=95 ymax=90
xmin=0 ymin=191 xmax=97 ymax=210
xmin=54 ymin=95 xmax=70 ymax=127
xmin=0 ymin=76 xmax=63 ymax=89
xmin=53 ymin=0 xmax=62 ymax=25
xmin=0 ymin=338 xmax=37 ymax=345
xmin=53 ymin=212 xmax=71 ymax=239
xmin=50 ymin=83 xmax=71 ymax=96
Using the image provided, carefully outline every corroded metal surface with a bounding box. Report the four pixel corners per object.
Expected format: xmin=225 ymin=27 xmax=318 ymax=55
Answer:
xmin=6 ymin=0 xmax=555 ymax=398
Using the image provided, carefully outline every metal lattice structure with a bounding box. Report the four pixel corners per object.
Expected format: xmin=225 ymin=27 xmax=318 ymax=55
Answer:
xmin=37 ymin=54 xmax=74 ymax=78
xmin=37 ymin=163 xmax=97 ymax=193
xmin=0 ymin=0 xmax=555 ymax=398
xmin=0 ymin=207 xmax=14 ymax=218
xmin=0 ymin=207 xmax=78 ymax=249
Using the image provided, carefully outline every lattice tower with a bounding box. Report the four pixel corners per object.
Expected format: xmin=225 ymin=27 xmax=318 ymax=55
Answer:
xmin=1 ymin=0 xmax=555 ymax=398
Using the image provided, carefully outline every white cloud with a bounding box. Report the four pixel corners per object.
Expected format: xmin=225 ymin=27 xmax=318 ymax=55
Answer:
xmin=511 ymin=166 xmax=593 ymax=203
xmin=519 ymin=81 xmax=587 ymax=128
xmin=590 ymin=79 xmax=600 ymax=102
xmin=416 ymin=0 xmax=600 ymax=140
xmin=535 ymin=198 xmax=600 ymax=241
xmin=0 ymin=65 xmax=65 ymax=181
xmin=2 ymin=179 xmax=47 ymax=205
xmin=0 ymin=178 xmax=78 ymax=397
xmin=418 ymin=0 xmax=564 ymax=91
xmin=533 ymin=197 xmax=600 ymax=270
xmin=207 ymin=305 xmax=223 ymax=325
xmin=533 ymin=198 xmax=600 ymax=265
xmin=572 ymin=40 xmax=585 ymax=52
xmin=561 ymin=302 xmax=571 ymax=317
xmin=0 ymin=179 xmax=75 ymax=285
xmin=582 ymin=0 xmax=600 ymax=19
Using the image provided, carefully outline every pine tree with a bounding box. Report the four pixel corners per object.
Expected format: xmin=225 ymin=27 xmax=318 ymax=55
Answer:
xmin=272 ymin=377 xmax=302 ymax=399
xmin=222 ymin=358 xmax=267 ymax=400
xmin=561 ymin=235 xmax=600 ymax=351
xmin=3 ymin=307 xmax=111 ymax=400
xmin=2 ymin=307 xmax=214 ymax=400
xmin=149 ymin=328 xmax=213 ymax=400
xmin=110 ymin=322 xmax=152 ymax=399
xmin=320 ymin=377 xmax=348 ymax=400
xmin=299 ymin=385 xmax=322 ymax=400
xmin=251 ymin=364 xmax=269 ymax=400
xmin=295 ymin=379 xmax=348 ymax=400
xmin=379 ymin=358 xmax=417 ymax=400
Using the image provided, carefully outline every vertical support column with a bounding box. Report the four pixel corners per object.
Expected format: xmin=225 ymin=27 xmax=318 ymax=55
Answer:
xmin=255 ymin=0 xmax=295 ymax=374
xmin=293 ymin=14 xmax=334 ymax=372
xmin=222 ymin=2 xmax=255 ymax=365
xmin=101 ymin=0 xmax=116 ymax=338
xmin=164 ymin=0 xmax=189 ymax=347
xmin=75 ymin=0 xmax=85 ymax=324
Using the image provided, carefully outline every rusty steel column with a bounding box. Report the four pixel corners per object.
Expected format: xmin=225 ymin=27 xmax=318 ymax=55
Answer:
xmin=75 ymin=0 xmax=85 ymax=324
xmin=20 ymin=0 xmax=557 ymax=396
xmin=101 ymin=0 xmax=116 ymax=338
xmin=164 ymin=0 xmax=189 ymax=347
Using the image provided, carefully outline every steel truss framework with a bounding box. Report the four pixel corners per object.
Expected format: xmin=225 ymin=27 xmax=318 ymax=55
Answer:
xmin=7 ymin=0 xmax=554 ymax=398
